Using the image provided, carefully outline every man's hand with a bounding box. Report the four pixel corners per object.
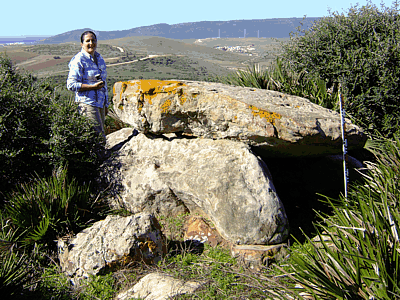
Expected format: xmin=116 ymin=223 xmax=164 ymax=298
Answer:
xmin=105 ymin=106 xmax=109 ymax=116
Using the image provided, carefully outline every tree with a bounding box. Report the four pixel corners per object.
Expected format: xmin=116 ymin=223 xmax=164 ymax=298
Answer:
xmin=281 ymin=1 xmax=400 ymax=137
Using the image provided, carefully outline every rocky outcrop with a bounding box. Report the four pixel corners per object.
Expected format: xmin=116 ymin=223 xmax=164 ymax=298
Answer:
xmin=112 ymin=80 xmax=366 ymax=157
xmin=58 ymin=213 xmax=165 ymax=284
xmin=116 ymin=273 xmax=204 ymax=300
xmin=103 ymin=129 xmax=288 ymax=245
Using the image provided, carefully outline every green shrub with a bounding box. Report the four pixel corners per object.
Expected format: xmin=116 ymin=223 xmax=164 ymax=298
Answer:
xmin=281 ymin=1 xmax=400 ymax=137
xmin=280 ymin=135 xmax=400 ymax=299
xmin=216 ymin=59 xmax=339 ymax=110
xmin=35 ymin=263 xmax=75 ymax=300
xmin=0 ymin=212 xmax=36 ymax=297
xmin=78 ymin=273 xmax=117 ymax=300
xmin=4 ymin=167 xmax=96 ymax=247
xmin=0 ymin=250 xmax=32 ymax=296
xmin=48 ymin=95 xmax=104 ymax=184
xmin=0 ymin=54 xmax=105 ymax=198
xmin=0 ymin=54 xmax=54 ymax=194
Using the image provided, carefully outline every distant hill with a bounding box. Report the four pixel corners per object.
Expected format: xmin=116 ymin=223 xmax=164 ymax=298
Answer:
xmin=40 ymin=18 xmax=319 ymax=44
xmin=0 ymin=36 xmax=51 ymax=45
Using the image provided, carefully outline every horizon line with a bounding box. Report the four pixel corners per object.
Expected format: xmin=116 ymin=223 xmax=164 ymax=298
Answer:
xmin=0 ymin=16 xmax=321 ymax=37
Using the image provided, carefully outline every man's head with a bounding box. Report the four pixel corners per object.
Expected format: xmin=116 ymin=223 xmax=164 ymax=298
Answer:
xmin=81 ymin=31 xmax=97 ymax=56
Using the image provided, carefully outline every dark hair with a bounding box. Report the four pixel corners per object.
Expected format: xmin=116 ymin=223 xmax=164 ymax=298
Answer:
xmin=80 ymin=31 xmax=97 ymax=43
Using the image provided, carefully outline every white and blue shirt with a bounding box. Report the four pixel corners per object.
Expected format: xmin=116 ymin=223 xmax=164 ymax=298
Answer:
xmin=67 ymin=49 xmax=109 ymax=108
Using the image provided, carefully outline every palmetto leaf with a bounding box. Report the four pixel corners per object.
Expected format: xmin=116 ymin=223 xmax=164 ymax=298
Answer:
xmin=276 ymin=134 xmax=400 ymax=299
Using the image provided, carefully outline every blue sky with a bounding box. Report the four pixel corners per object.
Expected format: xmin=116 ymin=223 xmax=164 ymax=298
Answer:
xmin=1 ymin=0 xmax=396 ymax=37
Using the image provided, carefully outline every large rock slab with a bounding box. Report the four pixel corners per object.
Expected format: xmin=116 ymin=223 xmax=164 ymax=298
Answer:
xmin=112 ymin=80 xmax=366 ymax=156
xmin=58 ymin=213 xmax=165 ymax=284
xmin=102 ymin=131 xmax=288 ymax=245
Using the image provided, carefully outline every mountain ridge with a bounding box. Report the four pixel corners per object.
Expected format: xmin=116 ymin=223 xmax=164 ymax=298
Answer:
xmin=39 ymin=18 xmax=319 ymax=44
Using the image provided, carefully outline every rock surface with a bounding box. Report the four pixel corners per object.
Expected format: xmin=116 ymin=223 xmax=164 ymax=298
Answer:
xmin=116 ymin=273 xmax=204 ymax=300
xmin=231 ymin=244 xmax=287 ymax=270
xmin=112 ymin=80 xmax=366 ymax=156
xmin=58 ymin=213 xmax=165 ymax=284
xmin=184 ymin=216 xmax=226 ymax=248
xmin=102 ymin=131 xmax=289 ymax=245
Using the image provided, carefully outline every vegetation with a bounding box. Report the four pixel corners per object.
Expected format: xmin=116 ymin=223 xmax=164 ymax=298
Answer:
xmin=0 ymin=54 xmax=108 ymax=297
xmin=0 ymin=53 xmax=105 ymax=198
xmin=216 ymin=2 xmax=400 ymax=139
xmin=1 ymin=2 xmax=400 ymax=299
xmin=0 ymin=212 xmax=35 ymax=296
xmin=280 ymin=1 xmax=400 ymax=138
xmin=269 ymin=135 xmax=400 ymax=299
xmin=217 ymin=59 xmax=340 ymax=110
xmin=24 ymin=43 xmax=136 ymax=59
xmin=0 ymin=54 xmax=54 ymax=195
xmin=4 ymin=167 xmax=102 ymax=248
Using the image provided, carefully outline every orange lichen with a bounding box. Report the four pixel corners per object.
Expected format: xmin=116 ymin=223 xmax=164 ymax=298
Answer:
xmin=177 ymin=88 xmax=187 ymax=105
xmin=137 ymin=94 xmax=144 ymax=112
xmin=116 ymin=80 xmax=187 ymax=113
xmin=161 ymin=99 xmax=172 ymax=113
xmin=122 ymin=83 xmax=128 ymax=93
xmin=249 ymin=105 xmax=282 ymax=125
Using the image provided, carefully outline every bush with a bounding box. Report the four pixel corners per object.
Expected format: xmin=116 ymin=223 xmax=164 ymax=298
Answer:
xmin=48 ymin=96 xmax=104 ymax=184
xmin=0 ymin=54 xmax=54 ymax=194
xmin=4 ymin=167 xmax=97 ymax=248
xmin=0 ymin=212 xmax=34 ymax=296
xmin=280 ymin=135 xmax=400 ymax=299
xmin=281 ymin=1 xmax=400 ymax=137
xmin=216 ymin=60 xmax=339 ymax=110
xmin=0 ymin=54 xmax=105 ymax=198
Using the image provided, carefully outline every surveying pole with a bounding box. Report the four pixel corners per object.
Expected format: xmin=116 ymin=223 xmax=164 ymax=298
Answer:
xmin=339 ymin=84 xmax=349 ymax=199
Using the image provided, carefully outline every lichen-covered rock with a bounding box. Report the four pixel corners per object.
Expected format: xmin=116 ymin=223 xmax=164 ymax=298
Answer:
xmin=112 ymin=80 xmax=367 ymax=156
xmin=58 ymin=213 xmax=166 ymax=284
xmin=184 ymin=216 xmax=226 ymax=248
xmin=116 ymin=273 xmax=204 ymax=300
xmin=102 ymin=132 xmax=288 ymax=245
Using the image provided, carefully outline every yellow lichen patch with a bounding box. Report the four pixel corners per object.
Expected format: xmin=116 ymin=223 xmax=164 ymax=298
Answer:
xmin=161 ymin=99 xmax=172 ymax=113
xmin=179 ymin=95 xmax=187 ymax=105
xmin=249 ymin=105 xmax=282 ymax=125
xmin=135 ymin=80 xmax=185 ymax=103
xmin=122 ymin=83 xmax=128 ymax=93
xmin=114 ymin=80 xmax=189 ymax=113
xmin=177 ymin=88 xmax=187 ymax=105
xmin=116 ymin=80 xmax=187 ymax=109
xmin=137 ymin=94 xmax=144 ymax=113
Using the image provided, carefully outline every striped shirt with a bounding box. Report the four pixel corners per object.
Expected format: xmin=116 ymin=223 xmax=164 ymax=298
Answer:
xmin=67 ymin=49 xmax=109 ymax=108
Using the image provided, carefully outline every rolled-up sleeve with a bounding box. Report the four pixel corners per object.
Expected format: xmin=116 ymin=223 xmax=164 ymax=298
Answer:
xmin=67 ymin=59 xmax=83 ymax=92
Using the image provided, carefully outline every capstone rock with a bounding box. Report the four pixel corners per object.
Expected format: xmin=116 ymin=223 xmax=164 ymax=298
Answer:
xmin=112 ymin=80 xmax=367 ymax=156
